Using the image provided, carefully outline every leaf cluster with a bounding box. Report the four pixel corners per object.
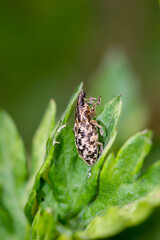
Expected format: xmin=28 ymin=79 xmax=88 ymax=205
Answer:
xmin=0 ymin=83 xmax=160 ymax=239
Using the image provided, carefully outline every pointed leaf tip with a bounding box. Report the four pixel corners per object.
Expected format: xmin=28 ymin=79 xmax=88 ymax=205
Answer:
xmin=93 ymin=95 xmax=122 ymax=170
xmin=30 ymin=99 xmax=56 ymax=178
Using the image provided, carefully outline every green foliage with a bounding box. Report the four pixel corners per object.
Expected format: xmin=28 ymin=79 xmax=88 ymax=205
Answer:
xmin=25 ymin=83 xmax=160 ymax=239
xmin=0 ymin=111 xmax=28 ymax=239
xmin=0 ymin=83 xmax=160 ymax=239
xmin=31 ymin=99 xmax=56 ymax=177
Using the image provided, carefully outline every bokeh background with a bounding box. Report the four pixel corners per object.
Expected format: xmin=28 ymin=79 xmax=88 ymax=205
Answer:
xmin=0 ymin=1 xmax=160 ymax=239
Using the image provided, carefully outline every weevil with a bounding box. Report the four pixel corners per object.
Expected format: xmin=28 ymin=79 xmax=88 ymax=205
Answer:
xmin=74 ymin=90 xmax=103 ymax=166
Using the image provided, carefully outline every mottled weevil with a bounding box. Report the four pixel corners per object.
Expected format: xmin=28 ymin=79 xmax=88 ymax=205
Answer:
xmin=74 ymin=90 xmax=103 ymax=166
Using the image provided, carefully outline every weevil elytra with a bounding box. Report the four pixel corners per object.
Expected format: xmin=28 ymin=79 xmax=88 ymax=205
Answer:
xmin=74 ymin=90 xmax=103 ymax=166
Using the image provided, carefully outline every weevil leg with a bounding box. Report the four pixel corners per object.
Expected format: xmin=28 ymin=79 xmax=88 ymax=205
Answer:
xmin=90 ymin=119 xmax=103 ymax=136
xmin=91 ymin=96 xmax=101 ymax=108
xmin=97 ymin=142 xmax=103 ymax=154
xmin=84 ymin=95 xmax=101 ymax=106
xmin=84 ymin=97 xmax=97 ymax=105
xmin=84 ymin=97 xmax=97 ymax=101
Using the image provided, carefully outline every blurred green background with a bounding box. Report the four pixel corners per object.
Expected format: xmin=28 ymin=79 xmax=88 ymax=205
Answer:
xmin=0 ymin=0 xmax=160 ymax=151
xmin=0 ymin=1 xmax=160 ymax=239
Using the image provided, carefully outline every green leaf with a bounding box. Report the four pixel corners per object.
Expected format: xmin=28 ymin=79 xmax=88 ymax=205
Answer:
xmin=48 ymin=95 xmax=122 ymax=222
xmin=0 ymin=111 xmax=27 ymax=239
xmin=93 ymin=95 xmax=122 ymax=169
xmin=25 ymin=84 xmax=122 ymax=236
xmin=25 ymin=84 xmax=160 ymax=240
xmin=31 ymin=208 xmax=57 ymax=239
xmin=70 ymin=130 xmax=152 ymax=229
xmin=76 ymin=185 xmax=160 ymax=239
xmin=26 ymin=99 xmax=56 ymax=197
xmin=30 ymin=99 xmax=56 ymax=178
xmin=75 ymin=131 xmax=160 ymax=239
xmin=25 ymin=82 xmax=84 ymax=223
xmin=115 ymin=206 xmax=160 ymax=240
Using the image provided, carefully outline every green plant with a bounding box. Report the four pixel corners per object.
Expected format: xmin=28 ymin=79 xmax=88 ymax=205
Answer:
xmin=0 ymin=82 xmax=160 ymax=240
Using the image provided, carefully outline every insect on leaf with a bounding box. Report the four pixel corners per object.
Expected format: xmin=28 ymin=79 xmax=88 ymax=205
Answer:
xmin=24 ymin=83 xmax=160 ymax=240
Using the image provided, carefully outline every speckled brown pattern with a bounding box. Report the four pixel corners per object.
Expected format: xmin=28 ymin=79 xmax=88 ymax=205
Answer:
xmin=74 ymin=90 xmax=103 ymax=166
